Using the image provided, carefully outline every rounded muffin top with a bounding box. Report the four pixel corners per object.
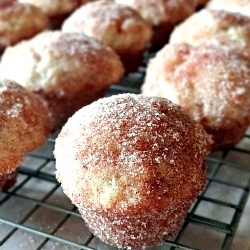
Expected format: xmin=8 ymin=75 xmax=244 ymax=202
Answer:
xmin=0 ymin=0 xmax=48 ymax=50
xmin=0 ymin=79 xmax=50 ymax=174
xmin=0 ymin=31 xmax=125 ymax=93
xmin=169 ymin=9 xmax=250 ymax=46
xmin=18 ymin=0 xmax=79 ymax=16
xmin=62 ymin=0 xmax=152 ymax=53
xmin=115 ymin=0 xmax=199 ymax=26
xmin=54 ymin=94 xmax=211 ymax=213
xmin=142 ymin=42 xmax=250 ymax=127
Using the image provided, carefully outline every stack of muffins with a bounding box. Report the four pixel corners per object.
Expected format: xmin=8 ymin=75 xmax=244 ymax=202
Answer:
xmin=1 ymin=0 xmax=250 ymax=249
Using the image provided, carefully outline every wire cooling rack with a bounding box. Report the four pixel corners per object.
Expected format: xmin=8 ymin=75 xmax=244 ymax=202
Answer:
xmin=1 ymin=52 xmax=250 ymax=250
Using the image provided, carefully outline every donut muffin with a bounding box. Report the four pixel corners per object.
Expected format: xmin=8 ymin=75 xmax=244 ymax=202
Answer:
xmin=142 ymin=42 xmax=250 ymax=150
xmin=18 ymin=0 xmax=94 ymax=28
xmin=115 ymin=0 xmax=200 ymax=49
xmin=54 ymin=93 xmax=211 ymax=249
xmin=169 ymin=9 xmax=250 ymax=46
xmin=207 ymin=0 xmax=250 ymax=18
xmin=0 ymin=0 xmax=48 ymax=51
xmin=0 ymin=31 xmax=125 ymax=130
xmin=0 ymin=79 xmax=50 ymax=190
xmin=62 ymin=0 xmax=152 ymax=73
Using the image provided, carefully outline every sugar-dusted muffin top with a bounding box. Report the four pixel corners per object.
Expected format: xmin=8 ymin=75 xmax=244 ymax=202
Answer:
xmin=0 ymin=31 xmax=124 ymax=93
xmin=142 ymin=41 xmax=250 ymax=149
xmin=18 ymin=0 xmax=78 ymax=16
xmin=170 ymin=9 xmax=250 ymax=46
xmin=55 ymin=93 xmax=212 ymax=212
xmin=54 ymin=93 xmax=211 ymax=248
xmin=0 ymin=31 xmax=125 ymax=129
xmin=62 ymin=0 xmax=152 ymax=54
xmin=55 ymin=93 xmax=211 ymax=211
xmin=115 ymin=0 xmax=199 ymax=26
xmin=207 ymin=0 xmax=250 ymax=18
xmin=0 ymin=0 xmax=48 ymax=51
xmin=0 ymin=79 xmax=50 ymax=174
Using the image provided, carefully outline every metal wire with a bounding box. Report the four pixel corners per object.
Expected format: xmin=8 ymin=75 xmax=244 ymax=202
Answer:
xmin=1 ymin=56 xmax=250 ymax=250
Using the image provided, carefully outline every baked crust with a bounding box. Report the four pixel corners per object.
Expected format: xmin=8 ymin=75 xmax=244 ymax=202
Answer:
xmin=18 ymin=0 xmax=79 ymax=16
xmin=115 ymin=0 xmax=199 ymax=48
xmin=18 ymin=0 xmax=95 ymax=28
xmin=0 ymin=0 xmax=48 ymax=51
xmin=0 ymin=79 xmax=50 ymax=189
xmin=207 ymin=0 xmax=250 ymax=17
xmin=62 ymin=1 xmax=152 ymax=72
xmin=142 ymin=42 xmax=250 ymax=150
xmin=63 ymin=1 xmax=152 ymax=54
xmin=54 ymin=93 xmax=211 ymax=249
xmin=0 ymin=31 xmax=125 ymax=129
xmin=115 ymin=0 xmax=199 ymax=26
xmin=170 ymin=9 xmax=250 ymax=46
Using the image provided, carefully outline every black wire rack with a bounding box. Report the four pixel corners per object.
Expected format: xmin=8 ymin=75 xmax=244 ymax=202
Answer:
xmin=0 ymin=52 xmax=250 ymax=250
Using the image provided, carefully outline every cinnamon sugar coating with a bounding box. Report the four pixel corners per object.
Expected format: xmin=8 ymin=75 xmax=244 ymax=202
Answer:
xmin=54 ymin=94 xmax=211 ymax=249
xmin=0 ymin=31 xmax=125 ymax=130
xmin=170 ymin=9 xmax=250 ymax=46
xmin=207 ymin=0 xmax=250 ymax=18
xmin=115 ymin=0 xmax=199 ymax=26
xmin=18 ymin=0 xmax=79 ymax=16
xmin=18 ymin=0 xmax=94 ymax=28
xmin=62 ymin=0 xmax=152 ymax=72
xmin=0 ymin=79 xmax=50 ymax=190
xmin=114 ymin=0 xmax=199 ymax=48
xmin=142 ymin=42 xmax=250 ymax=150
xmin=0 ymin=0 xmax=48 ymax=51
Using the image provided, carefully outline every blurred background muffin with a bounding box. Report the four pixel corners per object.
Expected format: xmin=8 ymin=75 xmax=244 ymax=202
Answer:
xmin=18 ymin=0 xmax=95 ymax=28
xmin=62 ymin=0 xmax=152 ymax=73
xmin=142 ymin=42 xmax=250 ymax=150
xmin=115 ymin=0 xmax=200 ymax=49
xmin=0 ymin=31 xmax=125 ymax=130
xmin=207 ymin=0 xmax=250 ymax=18
xmin=169 ymin=9 xmax=250 ymax=46
xmin=0 ymin=0 xmax=48 ymax=52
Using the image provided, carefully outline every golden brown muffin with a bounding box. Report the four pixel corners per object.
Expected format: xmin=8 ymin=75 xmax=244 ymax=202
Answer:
xmin=142 ymin=42 xmax=250 ymax=150
xmin=115 ymin=0 xmax=200 ymax=49
xmin=0 ymin=31 xmax=125 ymax=130
xmin=54 ymin=93 xmax=211 ymax=249
xmin=62 ymin=0 xmax=152 ymax=73
xmin=169 ymin=9 xmax=250 ymax=46
xmin=18 ymin=0 xmax=94 ymax=28
xmin=18 ymin=0 xmax=78 ymax=16
xmin=0 ymin=79 xmax=51 ymax=190
xmin=0 ymin=0 xmax=48 ymax=52
xmin=207 ymin=0 xmax=250 ymax=17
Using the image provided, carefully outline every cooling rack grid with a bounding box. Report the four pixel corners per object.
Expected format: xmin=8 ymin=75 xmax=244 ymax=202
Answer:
xmin=0 ymin=55 xmax=250 ymax=250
